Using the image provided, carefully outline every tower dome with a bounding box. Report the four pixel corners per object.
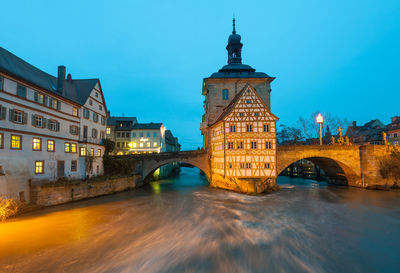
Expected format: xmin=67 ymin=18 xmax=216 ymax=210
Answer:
xmin=226 ymin=18 xmax=243 ymax=64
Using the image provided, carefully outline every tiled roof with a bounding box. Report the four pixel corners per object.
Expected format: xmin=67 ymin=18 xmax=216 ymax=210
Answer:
xmin=107 ymin=116 xmax=138 ymax=126
xmin=133 ymin=123 xmax=162 ymax=130
xmin=0 ymin=47 xmax=98 ymax=106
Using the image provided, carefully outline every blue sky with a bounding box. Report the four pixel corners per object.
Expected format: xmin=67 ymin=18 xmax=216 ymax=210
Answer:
xmin=1 ymin=0 xmax=399 ymax=149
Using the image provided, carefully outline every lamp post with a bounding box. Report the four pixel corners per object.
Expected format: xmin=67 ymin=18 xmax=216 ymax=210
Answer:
xmin=316 ymin=113 xmax=324 ymax=145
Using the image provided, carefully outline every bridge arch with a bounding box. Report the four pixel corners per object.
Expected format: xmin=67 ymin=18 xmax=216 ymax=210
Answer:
xmin=277 ymin=146 xmax=362 ymax=187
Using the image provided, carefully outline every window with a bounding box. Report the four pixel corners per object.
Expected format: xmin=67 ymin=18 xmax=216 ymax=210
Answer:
xmin=0 ymin=105 xmax=7 ymax=120
xmin=246 ymin=124 xmax=253 ymax=132
xmin=153 ymin=132 xmax=157 ymax=137
xmin=237 ymin=142 xmax=243 ymax=149
xmin=52 ymin=99 xmax=60 ymax=110
xmin=0 ymin=133 xmax=3 ymax=149
xmin=34 ymin=92 xmax=44 ymax=104
xmin=32 ymin=138 xmax=41 ymax=151
xmin=246 ymin=100 xmax=252 ymax=104
xmin=71 ymin=143 xmax=77 ymax=153
xmin=394 ymin=133 xmax=398 ymax=138
xmin=222 ymin=89 xmax=229 ymax=100
xmin=229 ymin=163 xmax=232 ymax=169
xmin=228 ymin=142 xmax=234 ymax=149
xmin=11 ymin=135 xmax=22 ymax=149
xmin=251 ymin=141 xmax=257 ymax=149
xmin=139 ymin=133 xmax=143 ymax=137
xmin=72 ymin=107 xmax=78 ymax=117
xmin=240 ymin=163 xmax=245 ymax=169
xmin=116 ymin=132 xmax=121 ymax=138
xmin=239 ymin=113 xmax=244 ymax=117
xmin=140 ymin=143 xmax=143 ymax=147
xmin=12 ymin=110 xmax=23 ymax=123
xmin=146 ymin=142 xmax=150 ymax=147
xmin=101 ymin=116 xmax=105 ymax=125
xmin=90 ymin=148 xmax=94 ymax=156
xmin=34 ymin=115 xmax=43 ymax=127
xmin=80 ymin=146 xmax=87 ymax=156
xmin=230 ymin=125 xmax=236 ymax=132
xmin=93 ymin=112 xmax=98 ymax=122
xmin=48 ymin=120 xmax=58 ymax=131
xmin=132 ymin=132 xmax=136 ymax=137
xmin=264 ymin=163 xmax=270 ymax=169
xmin=35 ymin=161 xmax=44 ymax=174
xmin=146 ymin=133 xmax=150 ymax=137
xmin=92 ymin=128 xmax=98 ymax=139
xmin=106 ymin=127 xmax=111 ymax=134
xmin=70 ymin=125 xmax=79 ymax=135
xmin=0 ymin=76 xmax=3 ymax=90
xmin=100 ymin=131 xmax=105 ymax=139
xmin=254 ymin=112 xmax=259 ymax=117
xmin=83 ymin=108 xmax=90 ymax=119
xmin=153 ymin=142 xmax=157 ymax=147
xmin=97 ymin=149 xmax=102 ymax=157
xmin=264 ymin=124 xmax=269 ymax=132
xmin=246 ymin=163 xmax=251 ymax=169
xmin=17 ymin=85 xmax=27 ymax=98
xmin=89 ymin=100 xmax=93 ymax=106
xmin=64 ymin=143 xmax=71 ymax=153
xmin=266 ymin=141 xmax=272 ymax=149
xmin=47 ymin=140 xmax=55 ymax=152
xmin=99 ymin=105 xmax=103 ymax=111
xmin=71 ymin=160 xmax=77 ymax=172
xmin=95 ymin=92 xmax=99 ymax=98
xmin=83 ymin=126 xmax=88 ymax=138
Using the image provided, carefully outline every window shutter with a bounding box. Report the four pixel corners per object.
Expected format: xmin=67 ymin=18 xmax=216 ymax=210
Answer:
xmin=34 ymin=92 xmax=38 ymax=102
xmin=77 ymin=127 xmax=81 ymax=136
xmin=44 ymin=96 xmax=48 ymax=106
xmin=0 ymin=106 xmax=6 ymax=120
xmin=57 ymin=101 xmax=61 ymax=110
xmin=9 ymin=109 xmax=13 ymax=121
xmin=42 ymin=118 xmax=47 ymax=128
xmin=69 ymin=125 xmax=73 ymax=134
xmin=56 ymin=121 xmax=60 ymax=131
xmin=22 ymin=112 xmax=28 ymax=124
xmin=47 ymin=120 xmax=51 ymax=129
xmin=31 ymin=114 xmax=35 ymax=126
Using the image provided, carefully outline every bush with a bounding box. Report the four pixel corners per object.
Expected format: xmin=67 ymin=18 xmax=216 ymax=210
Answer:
xmin=379 ymin=150 xmax=400 ymax=186
xmin=0 ymin=197 xmax=19 ymax=221
xmin=103 ymin=156 xmax=137 ymax=176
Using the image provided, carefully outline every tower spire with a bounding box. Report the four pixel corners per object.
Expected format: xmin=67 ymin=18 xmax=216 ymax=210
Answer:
xmin=232 ymin=16 xmax=236 ymax=34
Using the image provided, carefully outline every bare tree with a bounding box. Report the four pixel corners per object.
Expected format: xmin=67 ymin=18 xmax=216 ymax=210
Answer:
xmin=298 ymin=111 xmax=350 ymax=139
xmin=277 ymin=124 xmax=304 ymax=145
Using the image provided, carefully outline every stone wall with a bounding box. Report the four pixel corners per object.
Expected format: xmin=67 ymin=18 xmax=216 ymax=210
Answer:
xmin=30 ymin=175 xmax=143 ymax=207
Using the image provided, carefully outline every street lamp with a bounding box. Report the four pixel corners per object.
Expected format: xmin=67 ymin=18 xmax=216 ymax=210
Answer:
xmin=316 ymin=113 xmax=324 ymax=145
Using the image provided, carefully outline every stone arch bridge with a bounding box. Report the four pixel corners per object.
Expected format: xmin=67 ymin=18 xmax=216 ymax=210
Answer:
xmin=121 ymin=145 xmax=395 ymax=188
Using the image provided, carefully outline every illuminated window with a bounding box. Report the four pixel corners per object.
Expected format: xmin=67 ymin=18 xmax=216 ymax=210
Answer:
xmin=153 ymin=142 xmax=157 ymax=147
xmin=146 ymin=142 xmax=150 ymax=147
xmin=35 ymin=161 xmax=44 ymax=174
xmin=37 ymin=93 xmax=44 ymax=104
xmin=64 ymin=143 xmax=70 ymax=153
xmin=71 ymin=143 xmax=77 ymax=153
xmin=90 ymin=148 xmax=94 ymax=156
xmin=11 ymin=135 xmax=21 ymax=149
xmin=80 ymin=146 xmax=87 ymax=156
xmin=97 ymin=149 xmax=101 ymax=157
xmin=246 ymin=124 xmax=253 ymax=132
xmin=140 ymin=143 xmax=143 ymax=147
xmin=133 ymin=143 xmax=137 ymax=147
xmin=47 ymin=140 xmax=55 ymax=152
xmin=32 ymin=138 xmax=41 ymax=151
xmin=264 ymin=124 xmax=270 ymax=132
xmin=71 ymin=160 xmax=77 ymax=172
xmin=72 ymin=107 xmax=78 ymax=117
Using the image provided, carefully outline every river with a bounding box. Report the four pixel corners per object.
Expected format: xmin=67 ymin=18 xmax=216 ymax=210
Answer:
xmin=1 ymin=167 xmax=400 ymax=273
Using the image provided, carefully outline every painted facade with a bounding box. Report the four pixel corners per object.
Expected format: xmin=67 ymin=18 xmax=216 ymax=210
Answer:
xmin=0 ymin=47 xmax=107 ymax=202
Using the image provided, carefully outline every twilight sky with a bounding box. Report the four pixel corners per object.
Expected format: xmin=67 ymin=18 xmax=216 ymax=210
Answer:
xmin=1 ymin=0 xmax=399 ymax=149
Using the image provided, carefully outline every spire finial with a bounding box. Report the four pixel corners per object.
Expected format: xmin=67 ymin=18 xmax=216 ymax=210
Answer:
xmin=232 ymin=16 xmax=236 ymax=34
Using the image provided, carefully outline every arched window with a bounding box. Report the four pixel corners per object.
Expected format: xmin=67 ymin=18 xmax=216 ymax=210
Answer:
xmin=222 ymin=89 xmax=229 ymax=100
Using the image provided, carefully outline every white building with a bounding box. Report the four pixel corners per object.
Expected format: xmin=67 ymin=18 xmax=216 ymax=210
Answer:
xmin=0 ymin=47 xmax=107 ymax=202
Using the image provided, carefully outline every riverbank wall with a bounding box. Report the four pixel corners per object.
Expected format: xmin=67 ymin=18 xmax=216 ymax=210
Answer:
xmin=30 ymin=175 xmax=143 ymax=207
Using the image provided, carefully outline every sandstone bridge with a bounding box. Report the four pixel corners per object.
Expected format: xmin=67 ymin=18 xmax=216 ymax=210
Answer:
xmin=120 ymin=145 xmax=395 ymax=188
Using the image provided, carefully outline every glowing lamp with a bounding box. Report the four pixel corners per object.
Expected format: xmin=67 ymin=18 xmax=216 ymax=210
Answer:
xmin=316 ymin=114 xmax=324 ymax=124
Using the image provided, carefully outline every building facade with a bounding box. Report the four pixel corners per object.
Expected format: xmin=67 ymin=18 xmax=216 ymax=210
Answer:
xmin=0 ymin=47 xmax=107 ymax=202
xmin=201 ymin=20 xmax=279 ymax=194
xmin=387 ymin=116 xmax=400 ymax=146
xmin=345 ymin=120 xmax=386 ymax=145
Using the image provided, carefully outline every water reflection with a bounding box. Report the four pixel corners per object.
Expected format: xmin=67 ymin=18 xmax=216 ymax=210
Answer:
xmin=0 ymin=168 xmax=400 ymax=273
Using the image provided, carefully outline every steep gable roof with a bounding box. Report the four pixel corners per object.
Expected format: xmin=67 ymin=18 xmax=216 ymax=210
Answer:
xmin=210 ymin=84 xmax=278 ymax=127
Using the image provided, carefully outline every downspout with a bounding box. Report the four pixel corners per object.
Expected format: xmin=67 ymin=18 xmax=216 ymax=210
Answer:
xmin=223 ymin=121 xmax=226 ymax=178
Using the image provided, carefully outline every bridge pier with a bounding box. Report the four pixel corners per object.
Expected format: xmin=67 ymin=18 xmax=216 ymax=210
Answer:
xmin=209 ymin=174 xmax=279 ymax=194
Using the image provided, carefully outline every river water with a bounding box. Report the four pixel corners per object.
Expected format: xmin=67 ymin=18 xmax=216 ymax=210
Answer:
xmin=1 ymin=167 xmax=400 ymax=273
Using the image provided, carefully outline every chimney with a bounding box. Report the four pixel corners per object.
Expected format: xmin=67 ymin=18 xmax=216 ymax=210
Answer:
xmin=352 ymin=121 xmax=357 ymax=127
xmin=392 ymin=116 xmax=399 ymax=123
xmin=66 ymin=73 xmax=72 ymax=82
xmin=57 ymin=65 xmax=66 ymax=96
